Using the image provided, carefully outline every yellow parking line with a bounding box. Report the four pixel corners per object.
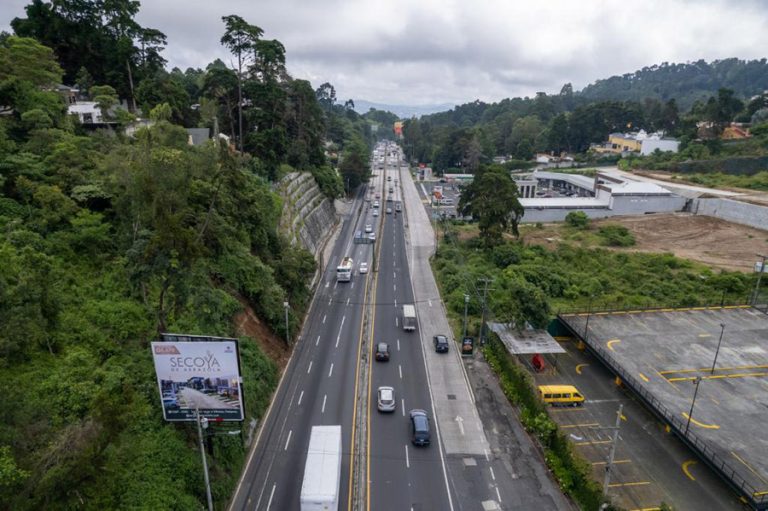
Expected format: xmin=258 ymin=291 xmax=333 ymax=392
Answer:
xmin=606 ymin=339 xmax=621 ymax=351
xmin=660 ymin=364 xmax=768 ymax=374
xmin=592 ymin=459 xmax=631 ymax=465
xmin=682 ymin=460 xmax=697 ymax=481
xmin=560 ymin=423 xmax=599 ymax=429
xmin=576 ymin=363 xmax=589 ymax=375
xmin=669 ymin=371 xmax=768 ymax=382
xmin=576 ymin=440 xmax=612 ymax=446
xmin=550 ymin=406 xmax=586 ymax=412
xmin=732 ymin=452 xmax=768 ymax=486
xmin=681 ymin=413 xmax=720 ymax=429
xmin=638 ymin=372 xmax=649 ymax=382
xmin=608 ymin=481 xmax=650 ymax=488
xmin=629 ymin=507 xmax=661 ymax=511
xmin=698 ymin=333 xmax=712 ymax=338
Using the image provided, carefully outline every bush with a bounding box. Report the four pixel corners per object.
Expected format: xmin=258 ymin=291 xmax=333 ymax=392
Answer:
xmin=565 ymin=211 xmax=590 ymax=229
xmin=598 ymin=224 xmax=635 ymax=246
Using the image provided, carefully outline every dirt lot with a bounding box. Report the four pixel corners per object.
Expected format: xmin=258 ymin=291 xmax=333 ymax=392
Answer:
xmin=522 ymin=212 xmax=768 ymax=272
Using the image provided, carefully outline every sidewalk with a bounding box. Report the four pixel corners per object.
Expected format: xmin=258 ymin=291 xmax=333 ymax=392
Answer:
xmin=399 ymin=165 xmax=490 ymax=456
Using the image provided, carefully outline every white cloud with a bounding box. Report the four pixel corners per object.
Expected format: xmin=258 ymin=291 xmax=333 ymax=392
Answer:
xmin=2 ymin=0 xmax=767 ymax=105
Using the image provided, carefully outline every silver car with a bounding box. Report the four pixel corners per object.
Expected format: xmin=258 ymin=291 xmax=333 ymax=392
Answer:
xmin=377 ymin=386 xmax=396 ymax=413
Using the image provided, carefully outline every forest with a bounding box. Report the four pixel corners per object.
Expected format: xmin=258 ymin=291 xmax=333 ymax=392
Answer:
xmin=0 ymin=1 xmax=384 ymax=509
xmin=403 ymin=61 xmax=768 ymax=173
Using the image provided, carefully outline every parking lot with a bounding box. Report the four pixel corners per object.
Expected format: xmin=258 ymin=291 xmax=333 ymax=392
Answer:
xmin=546 ymin=305 xmax=768 ymax=510
xmin=414 ymin=176 xmax=464 ymax=219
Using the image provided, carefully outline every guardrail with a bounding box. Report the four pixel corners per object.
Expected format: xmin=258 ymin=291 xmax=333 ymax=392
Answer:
xmin=557 ymin=308 xmax=767 ymax=510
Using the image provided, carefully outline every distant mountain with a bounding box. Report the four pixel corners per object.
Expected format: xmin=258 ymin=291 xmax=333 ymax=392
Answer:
xmin=353 ymin=99 xmax=455 ymax=119
xmin=577 ymin=58 xmax=768 ymax=110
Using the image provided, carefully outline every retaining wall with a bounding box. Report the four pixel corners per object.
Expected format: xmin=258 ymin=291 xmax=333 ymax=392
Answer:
xmin=693 ymin=197 xmax=768 ymax=231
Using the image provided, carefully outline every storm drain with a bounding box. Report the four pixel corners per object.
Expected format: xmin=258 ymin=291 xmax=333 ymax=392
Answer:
xmin=447 ymin=394 xmax=457 ymax=400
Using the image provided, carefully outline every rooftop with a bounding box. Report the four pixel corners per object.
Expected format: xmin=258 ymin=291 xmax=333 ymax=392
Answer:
xmin=532 ymin=170 xmax=595 ymax=191
xmin=520 ymin=197 xmax=609 ymax=209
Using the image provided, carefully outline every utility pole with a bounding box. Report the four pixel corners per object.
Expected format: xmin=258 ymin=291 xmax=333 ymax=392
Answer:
xmin=463 ymin=294 xmax=470 ymax=338
xmin=710 ymin=323 xmax=726 ymax=374
xmin=196 ymin=409 xmax=214 ymax=511
xmin=283 ymin=301 xmax=290 ymax=346
xmin=600 ymin=404 xmax=624 ymax=509
xmin=478 ymin=278 xmax=493 ymax=345
xmin=752 ymin=254 xmax=767 ymax=305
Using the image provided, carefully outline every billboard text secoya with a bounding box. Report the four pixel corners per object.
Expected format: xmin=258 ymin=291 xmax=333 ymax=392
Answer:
xmin=151 ymin=336 xmax=244 ymax=422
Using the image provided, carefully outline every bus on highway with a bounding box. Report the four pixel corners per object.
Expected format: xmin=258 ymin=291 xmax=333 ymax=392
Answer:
xmin=336 ymin=257 xmax=353 ymax=282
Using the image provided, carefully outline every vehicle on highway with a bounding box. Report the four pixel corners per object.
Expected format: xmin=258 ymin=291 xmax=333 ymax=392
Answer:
xmin=375 ymin=342 xmax=390 ymax=362
xmin=395 ymin=202 xmax=402 ymax=212
xmin=433 ymin=335 xmax=449 ymax=353
xmin=365 ymin=224 xmax=373 ymax=233
xmin=368 ymin=232 xmax=376 ymax=241
xmin=537 ymin=385 xmax=585 ymax=406
xmin=389 ymin=187 xmax=393 ymax=193
xmin=359 ymin=262 xmax=368 ymax=274
xmin=386 ymin=207 xmax=392 ymax=214
xmin=409 ymin=409 xmax=431 ymax=446
xmin=387 ymin=176 xmax=391 ymax=181
xmin=373 ymin=209 xmax=379 ymax=217
xmin=402 ymin=304 xmax=416 ymax=331
xmin=300 ymin=425 xmax=342 ymax=511
xmin=375 ymin=193 xmax=381 ymax=199
xmin=336 ymin=257 xmax=353 ymax=283
xmin=377 ymin=386 xmax=396 ymax=413
xmin=373 ymin=200 xmax=380 ymax=208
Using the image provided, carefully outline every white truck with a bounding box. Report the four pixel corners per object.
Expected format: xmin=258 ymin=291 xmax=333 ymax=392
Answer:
xmin=336 ymin=257 xmax=353 ymax=283
xmin=300 ymin=425 xmax=342 ymax=511
xmin=402 ymin=304 xmax=417 ymax=331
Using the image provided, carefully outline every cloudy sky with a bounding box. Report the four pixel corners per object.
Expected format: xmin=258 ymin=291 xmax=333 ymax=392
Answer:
xmin=2 ymin=0 xmax=767 ymax=107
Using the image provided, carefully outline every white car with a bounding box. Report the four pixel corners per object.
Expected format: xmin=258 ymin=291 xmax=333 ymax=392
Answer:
xmin=368 ymin=232 xmax=376 ymax=241
xmin=365 ymin=224 xmax=373 ymax=233
xmin=359 ymin=262 xmax=368 ymax=274
xmin=373 ymin=209 xmax=379 ymax=217
xmin=373 ymin=200 xmax=380 ymax=208
xmin=377 ymin=386 xmax=396 ymax=412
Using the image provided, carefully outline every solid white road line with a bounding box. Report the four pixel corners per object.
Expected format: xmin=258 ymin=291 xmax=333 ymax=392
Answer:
xmin=284 ymin=430 xmax=292 ymax=451
xmin=405 ymin=444 xmax=410 ymax=468
xmin=328 ymin=363 xmax=334 ymax=377
xmin=297 ymin=391 xmax=304 ymax=406
xmin=307 ymin=361 xmax=313 ymax=374
xmin=266 ymin=484 xmax=276 ymax=511
xmin=322 ymin=394 xmax=327 ymax=413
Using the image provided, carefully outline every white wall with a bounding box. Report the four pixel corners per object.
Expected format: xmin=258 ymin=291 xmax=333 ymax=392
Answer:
xmin=641 ymin=139 xmax=679 ymax=155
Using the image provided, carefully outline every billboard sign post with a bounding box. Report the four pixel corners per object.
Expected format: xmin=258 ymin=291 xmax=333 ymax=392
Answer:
xmin=151 ymin=334 xmax=244 ymax=422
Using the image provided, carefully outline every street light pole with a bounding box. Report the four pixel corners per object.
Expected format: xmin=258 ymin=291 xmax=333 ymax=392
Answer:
xmin=710 ymin=323 xmax=726 ymax=375
xmin=584 ymin=295 xmax=594 ymax=342
xmin=752 ymin=254 xmax=767 ymax=305
xmin=196 ymin=408 xmax=214 ymax=511
xmin=601 ymin=404 xmax=624 ymax=506
xmin=283 ymin=301 xmax=290 ymax=346
xmin=463 ymin=294 xmax=470 ymax=338
xmin=685 ymin=377 xmax=702 ymax=436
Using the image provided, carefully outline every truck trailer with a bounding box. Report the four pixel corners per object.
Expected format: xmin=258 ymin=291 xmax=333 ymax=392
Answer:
xmin=402 ymin=304 xmax=417 ymax=331
xmin=300 ymin=425 xmax=342 ymax=511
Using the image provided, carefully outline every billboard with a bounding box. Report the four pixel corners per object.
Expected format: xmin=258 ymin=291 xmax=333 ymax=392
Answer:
xmin=151 ymin=335 xmax=244 ymax=422
xmin=393 ymin=121 xmax=403 ymax=136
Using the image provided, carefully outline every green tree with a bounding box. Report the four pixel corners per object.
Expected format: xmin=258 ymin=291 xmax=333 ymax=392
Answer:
xmin=458 ymin=165 xmax=524 ymax=245
xmin=565 ymin=211 xmax=589 ymax=229
xmin=0 ymin=36 xmax=63 ymax=87
xmin=90 ymin=85 xmax=118 ymax=120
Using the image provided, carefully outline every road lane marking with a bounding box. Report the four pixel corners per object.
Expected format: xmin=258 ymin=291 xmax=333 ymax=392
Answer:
xmin=639 ymin=372 xmax=649 ymax=382
xmin=329 ymin=297 xmax=332 ymax=305
xmin=592 ymin=459 xmax=631 ymax=465
xmin=394 ymin=284 xmax=396 ymax=292
xmin=284 ymin=430 xmax=292 ymax=451
xmin=455 ymin=416 xmax=465 ymax=435
xmin=607 ymin=339 xmax=621 ymax=351
xmin=351 ymin=282 xmax=355 ymax=289
xmin=347 ymin=297 xmax=350 ymax=305
xmin=329 ymin=363 xmax=334 ymax=377
xmin=731 ymin=451 xmax=768 ymax=486
xmin=560 ymin=423 xmax=600 ymax=429
xmin=399 ymin=364 xmax=403 ymax=379
xmin=401 ymin=399 xmax=405 ymax=416
xmin=323 ymin=314 xmax=327 ymax=324
xmin=495 ymin=486 xmax=502 ymax=503
xmin=397 ymin=339 xmax=400 ymax=351
xmin=405 ymin=445 xmax=410 ymax=468
xmin=575 ymin=440 xmax=612 ymax=446
xmin=334 ymin=281 xmax=337 ymax=290
xmin=428 ymin=299 xmax=432 ymax=307
xmin=316 ymin=335 xmax=320 ymax=346
xmin=575 ymin=363 xmax=589 ymax=375
xmin=394 ymin=298 xmax=397 ymax=307
xmin=322 ymin=394 xmax=327 ymax=414
xmin=682 ymin=460 xmax=697 ymax=481
xmin=297 ymin=391 xmax=304 ymax=406
xmin=266 ymin=483 xmax=276 ymax=511
xmin=489 ymin=466 xmax=496 ymax=481
xmin=484 ymin=448 xmax=489 ymax=461
xmin=307 ymin=361 xmax=313 ymax=374
xmin=325 ymin=282 xmax=329 ymax=288
xmin=608 ymin=481 xmax=650 ymax=488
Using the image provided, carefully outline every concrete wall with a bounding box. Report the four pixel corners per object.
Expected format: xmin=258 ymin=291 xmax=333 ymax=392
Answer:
xmin=641 ymin=139 xmax=679 ymax=155
xmin=278 ymin=172 xmax=338 ymax=256
xmin=521 ymin=206 xmax=612 ymax=223
xmin=693 ymin=198 xmax=768 ymax=231
xmin=522 ymin=195 xmax=686 ymax=223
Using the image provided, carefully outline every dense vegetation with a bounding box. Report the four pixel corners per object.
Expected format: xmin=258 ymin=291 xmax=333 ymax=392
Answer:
xmin=403 ymin=60 xmax=768 ymax=173
xmin=0 ymin=2 xmax=390 ymax=508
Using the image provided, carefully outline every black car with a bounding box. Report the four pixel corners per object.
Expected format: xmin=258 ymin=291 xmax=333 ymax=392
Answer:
xmin=410 ymin=409 xmax=431 ymax=446
xmin=375 ymin=342 xmax=390 ymax=362
xmin=433 ymin=335 xmax=449 ymax=353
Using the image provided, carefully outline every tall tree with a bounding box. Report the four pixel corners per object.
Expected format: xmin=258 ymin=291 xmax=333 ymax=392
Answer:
xmin=220 ymin=15 xmax=263 ymax=152
xmin=458 ymin=165 xmax=523 ymax=246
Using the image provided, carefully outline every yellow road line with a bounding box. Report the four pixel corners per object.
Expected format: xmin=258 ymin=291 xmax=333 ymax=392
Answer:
xmin=682 ymin=459 xmax=698 ymax=481
xmin=629 ymin=507 xmax=661 ymax=511
xmin=731 ymin=451 xmax=768 ymax=487
xmin=592 ymin=459 xmax=631 ymax=465
xmin=657 ymin=371 xmax=683 ymax=395
xmin=575 ymin=440 xmax=612 ymax=446
xmin=608 ymin=481 xmax=650 ymax=488
xmin=576 ymin=363 xmax=589 ymax=375
xmin=681 ymin=413 xmax=720 ymax=429
xmin=668 ymin=371 xmax=768 ymax=382
xmin=550 ymin=406 xmax=587 ymax=412
xmin=639 ymin=372 xmax=649 ymax=382
xmin=606 ymin=339 xmax=621 ymax=351
xmin=560 ymin=423 xmax=599 ymax=429
xmin=659 ymin=364 xmax=768 ymax=375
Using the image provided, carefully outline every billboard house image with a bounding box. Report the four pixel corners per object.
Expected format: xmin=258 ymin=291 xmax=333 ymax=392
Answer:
xmin=151 ymin=335 xmax=244 ymax=422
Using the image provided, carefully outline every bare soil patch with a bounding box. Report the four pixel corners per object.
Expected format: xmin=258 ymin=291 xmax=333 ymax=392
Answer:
xmin=234 ymin=297 xmax=290 ymax=370
xmin=523 ymin=213 xmax=768 ymax=272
